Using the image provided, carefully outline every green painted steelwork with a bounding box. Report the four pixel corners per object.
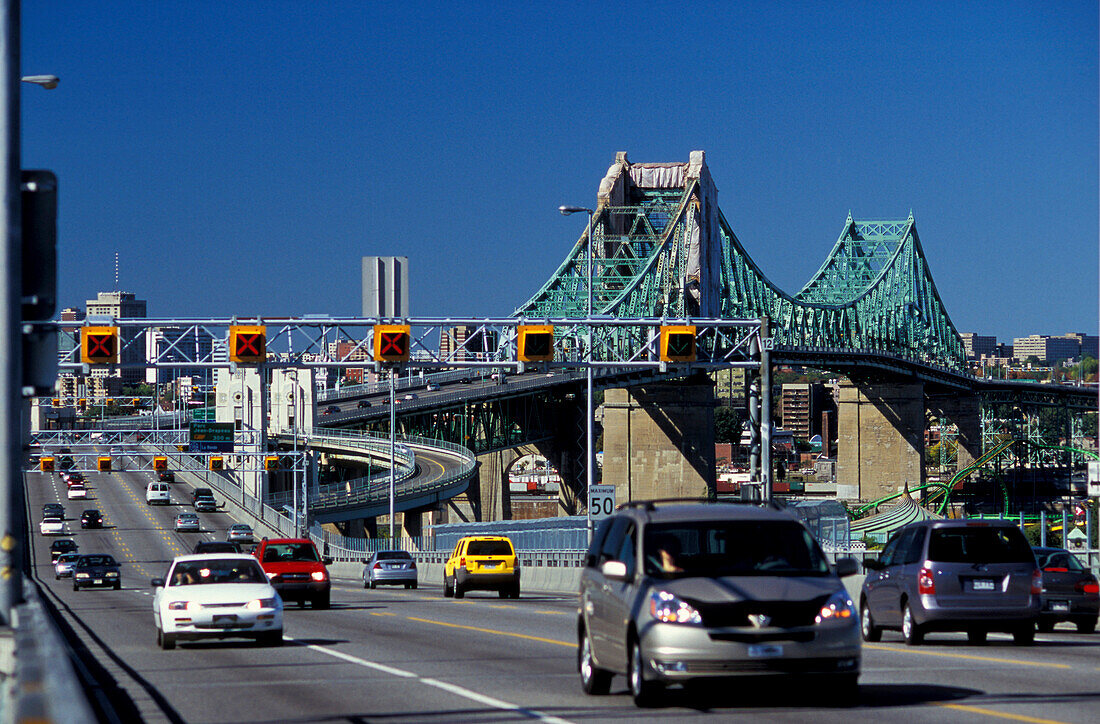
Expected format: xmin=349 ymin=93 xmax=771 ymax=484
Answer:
xmin=515 ymin=161 xmax=965 ymax=371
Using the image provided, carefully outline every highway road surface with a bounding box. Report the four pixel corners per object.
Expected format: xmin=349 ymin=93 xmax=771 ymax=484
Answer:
xmin=25 ymin=468 xmax=1100 ymax=723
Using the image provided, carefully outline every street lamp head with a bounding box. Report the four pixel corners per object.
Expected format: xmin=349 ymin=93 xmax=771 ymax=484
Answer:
xmin=21 ymin=75 xmax=59 ymax=90
xmin=559 ymin=205 xmax=592 ymax=216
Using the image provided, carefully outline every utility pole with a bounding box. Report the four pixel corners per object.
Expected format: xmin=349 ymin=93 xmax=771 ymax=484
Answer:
xmin=0 ymin=0 xmax=21 ymax=622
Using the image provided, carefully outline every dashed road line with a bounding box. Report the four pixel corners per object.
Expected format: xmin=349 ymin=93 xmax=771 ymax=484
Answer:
xmin=288 ymin=636 xmax=574 ymax=724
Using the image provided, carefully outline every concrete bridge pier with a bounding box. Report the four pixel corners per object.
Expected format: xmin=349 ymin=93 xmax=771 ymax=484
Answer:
xmin=602 ymin=375 xmax=716 ymax=503
xmin=927 ymin=393 xmax=982 ymax=472
xmin=837 ymin=380 xmax=926 ymax=502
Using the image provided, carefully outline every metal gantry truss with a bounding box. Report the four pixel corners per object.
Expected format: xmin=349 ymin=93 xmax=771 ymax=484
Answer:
xmin=39 ymin=317 xmax=765 ymax=372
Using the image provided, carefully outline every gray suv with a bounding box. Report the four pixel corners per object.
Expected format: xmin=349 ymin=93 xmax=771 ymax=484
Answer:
xmin=859 ymin=519 xmax=1040 ymax=646
xmin=578 ymin=500 xmax=861 ymax=707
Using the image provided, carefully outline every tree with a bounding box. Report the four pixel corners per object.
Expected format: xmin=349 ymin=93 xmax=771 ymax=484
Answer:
xmin=714 ymin=406 xmax=741 ymax=443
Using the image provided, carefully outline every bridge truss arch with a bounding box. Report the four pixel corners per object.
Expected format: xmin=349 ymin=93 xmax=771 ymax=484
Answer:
xmin=515 ymin=151 xmax=965 ymax=372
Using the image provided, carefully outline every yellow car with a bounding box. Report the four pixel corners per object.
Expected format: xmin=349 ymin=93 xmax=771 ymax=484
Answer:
xmin=443 ymin=536 xmax=520 ymax=599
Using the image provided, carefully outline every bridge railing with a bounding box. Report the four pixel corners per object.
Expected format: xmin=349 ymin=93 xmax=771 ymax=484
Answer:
xmin=1 ymin=578 xmax=98 ymax=723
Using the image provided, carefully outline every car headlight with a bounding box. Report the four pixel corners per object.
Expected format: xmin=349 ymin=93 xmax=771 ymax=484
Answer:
xmin=649 ymin=590 xmax=702 ymax=625
xmin=75 ymin=573 xmax=89 ymax=579
xmin=106 ymin=571 xmax=119 ymax=577
xmin=816 ymin=591 xmax=855 ymax=624
xmin=311 ymin=571 xmax=327 ymax=582
xmin=246 ymin=597 xmax=277 ymax=611
xmin=167 ymin=601 xmax=188 ymax=611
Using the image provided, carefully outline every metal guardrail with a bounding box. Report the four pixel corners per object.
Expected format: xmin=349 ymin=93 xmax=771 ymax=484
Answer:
xmin=317 ymin=368 xmax=487 ymax=402
xmin=2 ymin=579 xmax=97 ymax=724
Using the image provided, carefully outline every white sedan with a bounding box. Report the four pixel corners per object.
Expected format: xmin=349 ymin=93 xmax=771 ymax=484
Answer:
xmin=39 ymin=516 xmax=65 ymax=535
xmin=152 ymin=554 xmax=283 ymax=650
xmin=67 ymin=484 xmax=87 ymax=500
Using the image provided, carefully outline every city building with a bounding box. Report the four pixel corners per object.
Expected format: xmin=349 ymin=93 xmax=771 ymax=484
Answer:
xmin=85 ymin=291 xmax=147 ymax=385
xmin=1012 ymin=334 xmax=1097 ymax=364
xmin=780 ymin=382 xmax=835 ymax=443
xmin=960 ymin=333 xmax=996 ymax=360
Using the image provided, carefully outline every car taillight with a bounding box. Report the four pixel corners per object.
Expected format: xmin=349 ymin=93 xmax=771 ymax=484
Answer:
xmin=1043 ymin=567 xmax=1068 ymax=573
xmin=918 ymin=567 xmax=935 ymax=594
xmin=1075 ymin=578 xmax=1099 ymax=596
xmin=373 ymin=562 xmax=383 ymax=569
xmin=1031 ymin=569 xmax=1043 ymax=595
xmin=409 ymin=561 xmax=416 ymax=569
xmin=459 ymin=557 xmax=465 ymax=568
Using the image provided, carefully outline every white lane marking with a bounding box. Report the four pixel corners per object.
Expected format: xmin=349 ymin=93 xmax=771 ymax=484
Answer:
xmin=287 ymin=636 xmax=574 ymax=723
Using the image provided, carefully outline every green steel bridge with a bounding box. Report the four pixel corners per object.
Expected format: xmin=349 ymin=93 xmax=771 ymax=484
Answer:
xmin=325 ymin=151 xmax=1092 ymax=456
xmin=517 ymin=151 xmax=966 ymax=382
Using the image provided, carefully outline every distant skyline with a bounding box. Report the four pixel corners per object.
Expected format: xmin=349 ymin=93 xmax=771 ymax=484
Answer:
xmin=21 ymin=2 xmax=1097 ymax=343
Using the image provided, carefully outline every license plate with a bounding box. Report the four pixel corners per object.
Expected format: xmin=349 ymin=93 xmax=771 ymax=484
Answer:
xmin=748 ymin=644 xmax=783 ymax=658
xmin=972 ymin=579 xmax=995 ymax=591
xmin=214 ymin=614 xmax=238 ymax=623
xmin=93 ymin=579 xmax=102 ymax=585
xmin=483 ymin=562 xmax=499 ymax=569
xmin=1051 ymin=601 xmax=1070 ymax=612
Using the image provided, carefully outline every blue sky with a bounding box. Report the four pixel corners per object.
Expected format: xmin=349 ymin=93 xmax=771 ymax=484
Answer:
xmin=21 ymin=1 xmax=1098 ymax=344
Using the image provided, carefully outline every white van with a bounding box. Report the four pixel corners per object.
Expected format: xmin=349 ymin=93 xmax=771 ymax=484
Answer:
xmin=146 ymin=482 xmax=170 ymax=505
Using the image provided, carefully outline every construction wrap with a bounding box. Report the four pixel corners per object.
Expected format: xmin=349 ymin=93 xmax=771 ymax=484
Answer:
xmin=628 ymin=163 xmax=686 ymax=189
xmin=683 ymin=154 xmax=722 ymax=317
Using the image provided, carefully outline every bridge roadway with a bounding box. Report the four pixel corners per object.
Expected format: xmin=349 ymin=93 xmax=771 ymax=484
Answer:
xmin=25 ymin=470 xmax=1100 ymax=723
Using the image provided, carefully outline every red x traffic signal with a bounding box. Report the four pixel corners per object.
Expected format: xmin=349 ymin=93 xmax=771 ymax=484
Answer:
xmin=229 ymin=325 xmax=267 ymax=364
xmin=373 ymin=325 xmax=410 ymax=363
xmin=81 ymin=326 xmax=119 ymax=364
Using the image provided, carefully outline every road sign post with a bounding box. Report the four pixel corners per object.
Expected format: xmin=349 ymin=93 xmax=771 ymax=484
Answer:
xmin=589 ymin=484 xmax=616 ymax=522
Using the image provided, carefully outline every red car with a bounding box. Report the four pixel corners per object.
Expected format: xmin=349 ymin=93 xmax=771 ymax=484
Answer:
xmin=255 ymin=538 xmax=333 ymax=609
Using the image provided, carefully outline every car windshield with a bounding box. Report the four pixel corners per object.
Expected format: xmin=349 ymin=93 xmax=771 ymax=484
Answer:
xmin=262 ymin=543 xmax=319 ymax=562
xmin=170 ymin=559 xmax=266 ymax=586
xmin=642 ymin=520 xmax=830 ymax=578
xmin=79 ymin=555 xmax=116 ymax=567
xmin=466 ymin=540 xmax=513 ymax=556
xmin=928 ymin=527 xmax=1032 ymax=563
xmin=57 ymin=554 xmax=79 ymax=563
xmin=232 ymin=525 xmax=251 ymax=531
xmin=1036 ymin=550 xmax=1086 ymax=571
xmin=378 ymin=551 xmax=412 ymax=560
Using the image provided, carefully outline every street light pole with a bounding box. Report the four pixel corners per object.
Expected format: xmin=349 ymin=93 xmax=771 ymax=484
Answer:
xmin=560 ymin=205 xmax=595 ymax=543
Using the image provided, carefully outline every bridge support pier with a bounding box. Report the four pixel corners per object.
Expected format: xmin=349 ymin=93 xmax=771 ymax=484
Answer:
xmin=602 ymin=375 xmax=716 ymax=503
xmin=927 ymin=393 xmax=981 ymax=473
xmin=837 ymin=381 xmax=925 ymax=502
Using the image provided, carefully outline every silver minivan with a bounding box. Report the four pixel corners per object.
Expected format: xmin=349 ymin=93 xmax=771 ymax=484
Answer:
xmin=860 ymin=519 xmax=1040 ymax=645
xmin=578 ymin=501 xmax=861 ymax=707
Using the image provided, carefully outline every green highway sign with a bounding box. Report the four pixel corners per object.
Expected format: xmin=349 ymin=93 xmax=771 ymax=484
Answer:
xmin=189 ymin=421 xmax=234 ymax=452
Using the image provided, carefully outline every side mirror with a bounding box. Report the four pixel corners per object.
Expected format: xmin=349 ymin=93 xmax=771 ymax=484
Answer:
xmin=834 ymin=557 xmax=859 ymax=578
xmin=601 ymin=560 xmax=629 ymax=581
xmin=862 ymin=557 xmax=881 ymax=571
xmin=150 ymin=577 xmax=164 ymax=588
xmin=323 ymin=557 xmax=334 ymax=566
xmin=360 ymin=558 xmax=368 ymax=564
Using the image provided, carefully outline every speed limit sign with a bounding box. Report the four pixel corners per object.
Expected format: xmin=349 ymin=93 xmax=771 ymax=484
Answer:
xmin=589 ymin=484 xmax=616 ymax=520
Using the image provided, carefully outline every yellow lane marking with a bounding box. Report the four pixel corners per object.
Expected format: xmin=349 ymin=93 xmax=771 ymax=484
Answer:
xmin=406 ymin=616 xmax=573 ymax=648
xmin=864 ymin=644 xmax=1071 ymax=670
xmin=933 ymin=702 xmax=1070 ymax=724
xmin=369 ymin=612 xmax=397 ymax=617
